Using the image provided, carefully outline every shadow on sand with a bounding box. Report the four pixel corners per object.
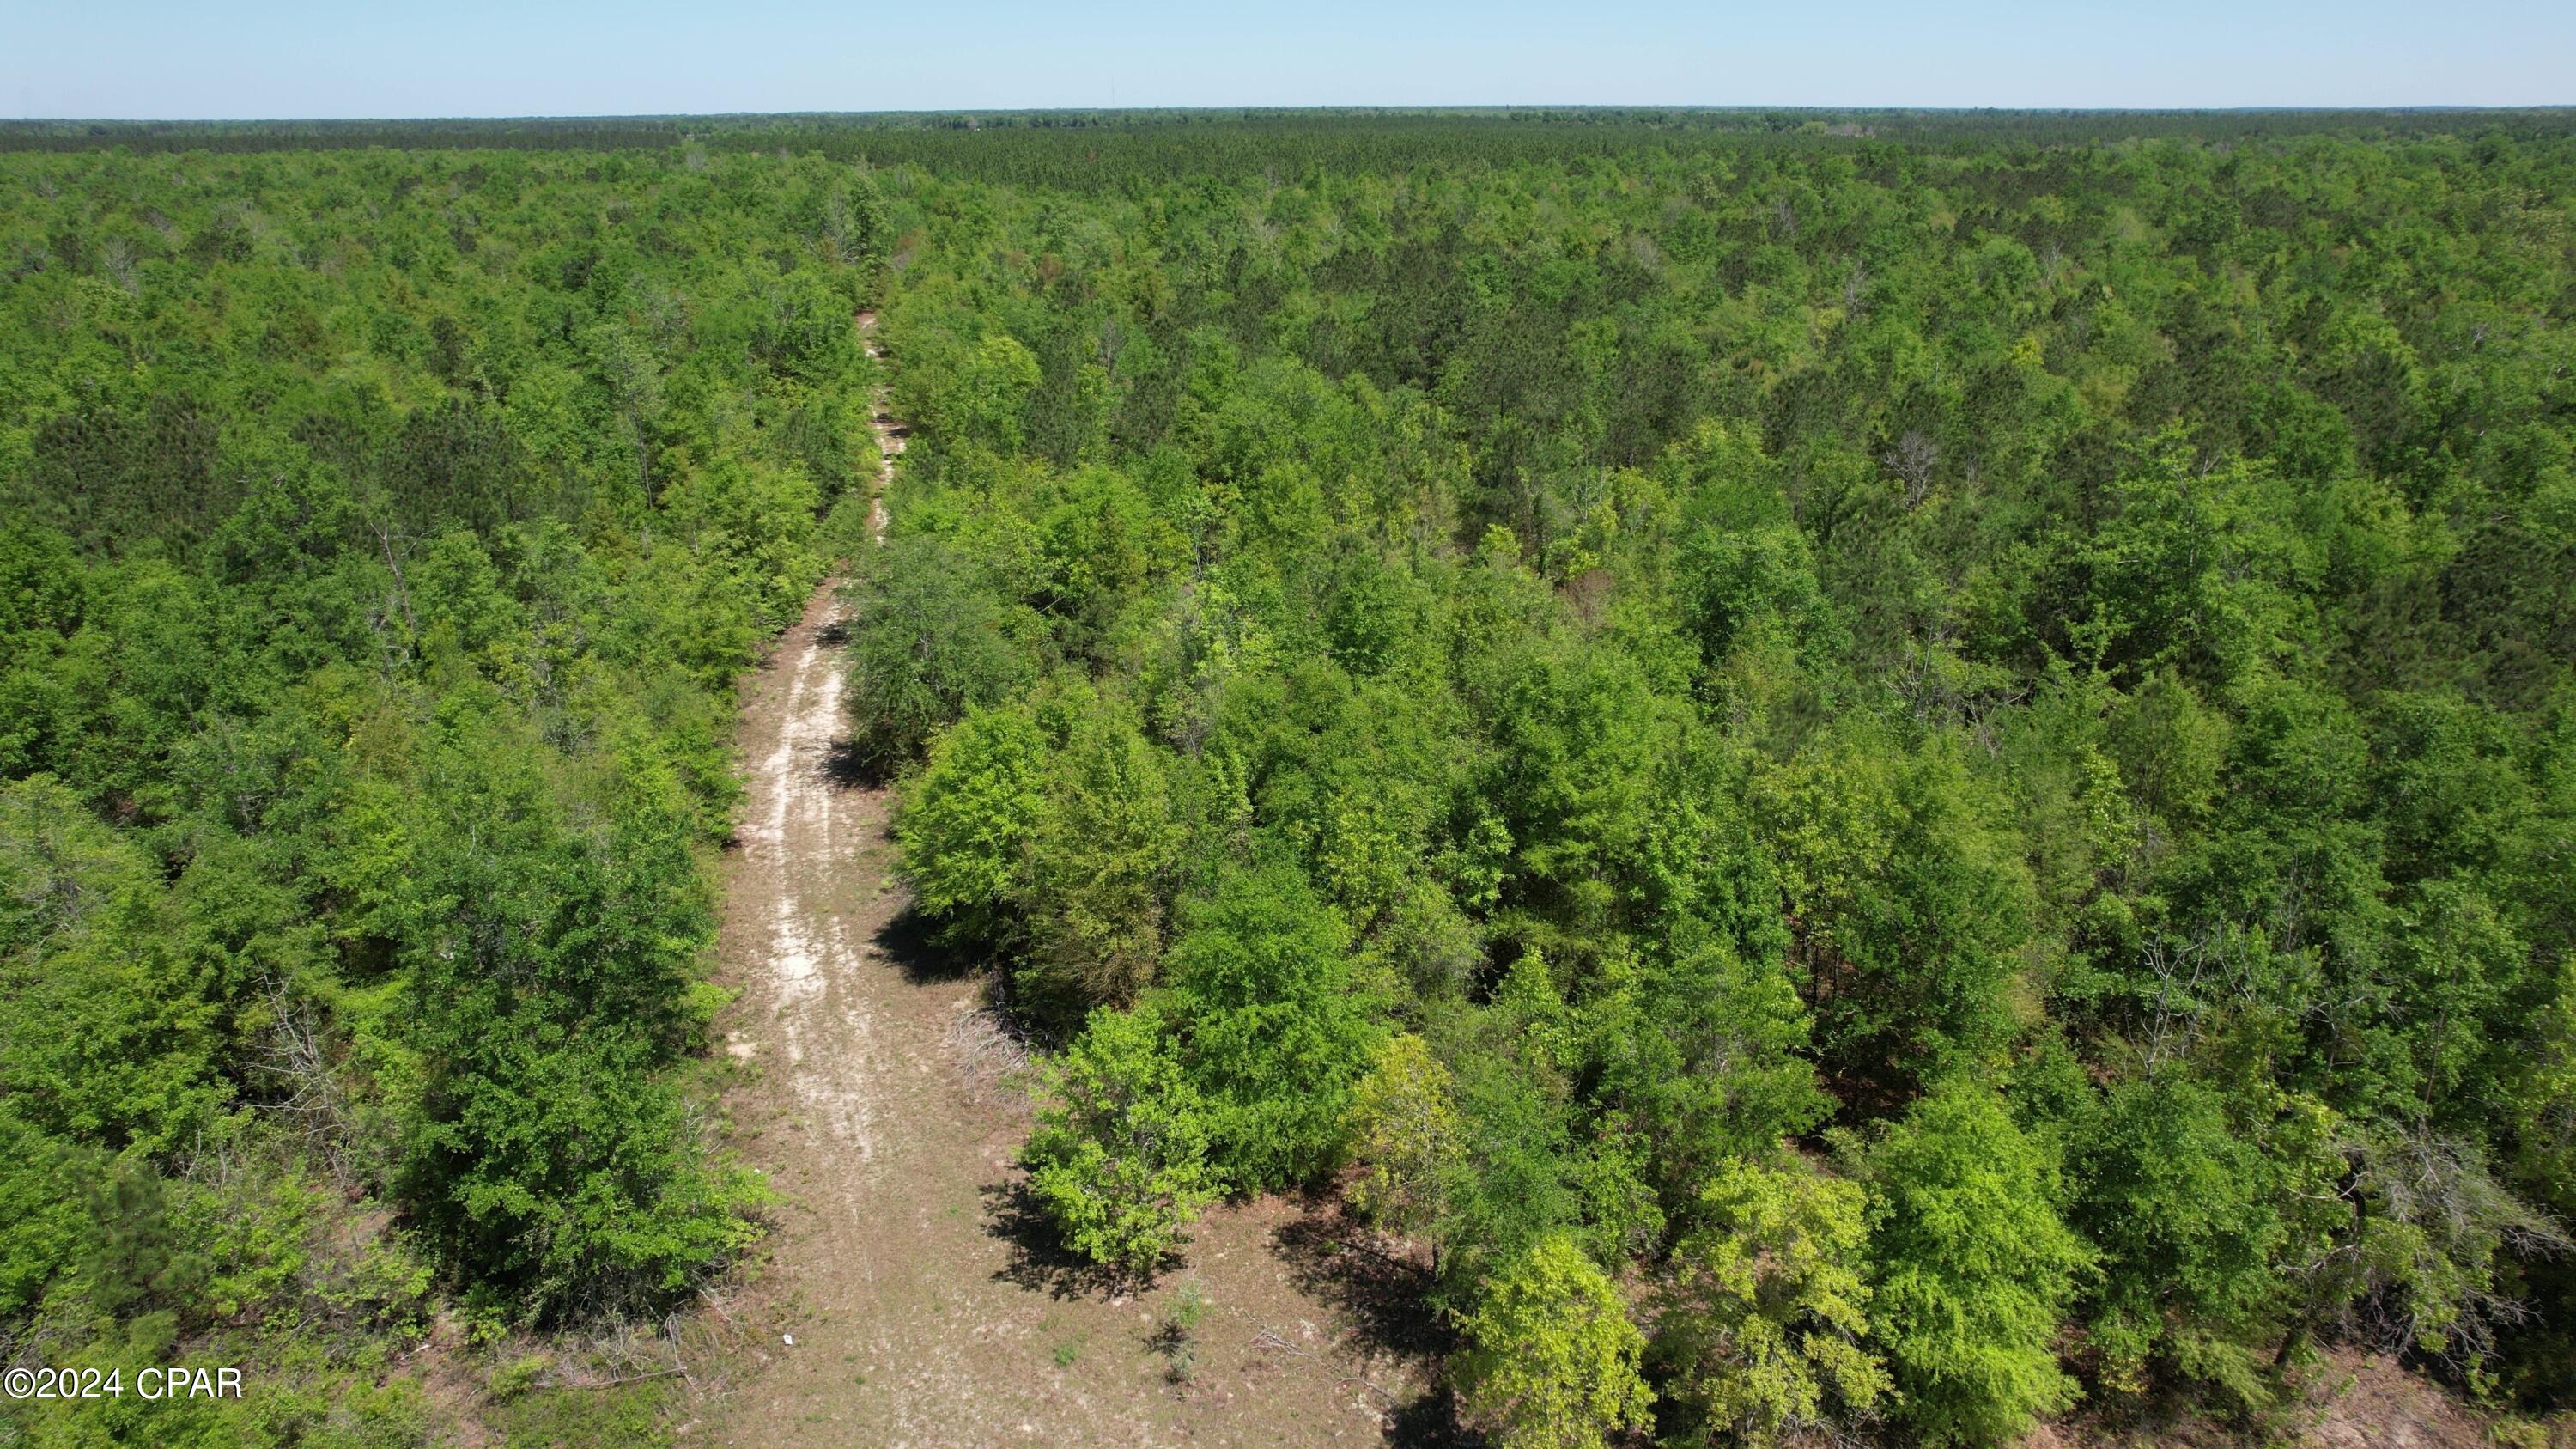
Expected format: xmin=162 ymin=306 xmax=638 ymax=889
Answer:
xmin=871 ymin=903 xmax=981 ymax=986
xmin=821 ymin=738 xmax=884 ymax=789
xmin=1265 ymin=1196 xmax=1479 ymax=1444
xmin=978 ymin=1175 xmax=1472 ymax=1440
xmin=981 ymin=1177 xmax=1151 ymax=1302
xmin=1268 ymin=1195 xmax=1455 ymax=1361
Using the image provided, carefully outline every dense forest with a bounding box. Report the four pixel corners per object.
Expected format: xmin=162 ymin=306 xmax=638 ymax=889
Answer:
xmin=3 ymin=111 xmax=2575 ymax=1447
xmin=866 ymin=118 xmax=2576 ymax=1443
xmin=0 ymin=143 xmax=888 ymax=1444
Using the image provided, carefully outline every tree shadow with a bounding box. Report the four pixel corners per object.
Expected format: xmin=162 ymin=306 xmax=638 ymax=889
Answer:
xmin=1382 ymin=1385 xmax=1478 ymax=1448
xmin=1269 ymin=1195 xmax=1455 ymax=1361
xmin=981 ymin=1178 xmax=1150 ymax=1302
xmin=822 ymin=739 xmax=894 ymax=789
xmin=872 ymin=903 xmax=980 ymax=986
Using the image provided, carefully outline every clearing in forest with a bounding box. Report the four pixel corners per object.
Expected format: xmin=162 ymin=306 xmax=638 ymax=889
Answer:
xmin=702 ymin=324 xmax=1437 ymax=1448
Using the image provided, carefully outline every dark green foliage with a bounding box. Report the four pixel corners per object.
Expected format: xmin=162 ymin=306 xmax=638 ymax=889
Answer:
xmin=1018 ymin=694 xmax=1186 ymax=1026
xmin=0 ymin=778 xmax=223 ymax=1154
xmin=842 ymin=534 xmax=1036 ymax=770
xmin=1593 ymin=942 xmax=1829 ymax=1221
xmin=392 ymin=750 xmax=761 ymax=1318
xmin=2069 ymin=1075 xmax=2304 ymax=1403
xmin=1156 ymin=864 xmax=1385 ymax=1190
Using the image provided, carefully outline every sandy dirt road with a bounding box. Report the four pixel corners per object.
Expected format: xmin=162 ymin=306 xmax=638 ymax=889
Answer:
xmin=701 ymin=317 xmax=1430 ymax=1448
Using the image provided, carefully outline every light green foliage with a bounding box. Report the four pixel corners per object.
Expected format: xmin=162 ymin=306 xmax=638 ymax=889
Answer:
xmin=1036 ymin=465 xmax=1188 ymax=661
xmin=1654 ymin=1156 xmax=1889 ymax=1447
xmin=1344 ymin=1033 xmax=1466 ymax=1249
xmin=1855 ymin=1082 xmax=2095 ymax=1446
xmin=1023 ymin=1008 xmax=1223 ymax=1275
xmin=2512 ymin=961 xmax=2576 ymax=1223
xmin=2074 ymin=437 xmax=2312 ymax=690
xmin=662 ymin=448 xmax=824 ymax=631
xmin=1756 ymin=732 xmax=2033 ymax=1087
xmin=0 ymin=777 xmax=222 ymax=1154
xmin=2105 ymin=671 xmax=2232 ymax=827
xmin=1594 ymin=941 xmax=1828 ymax=1217
xmin=1439 ymin=1026 xmax=1585 ymax=1299
xmin=956 ymin=332 xmax=1043 ymax=453
xmin=1454 ymin=1234 xmax=1655 ymax=1449
xmin=1155 ymin=1277 xmax=1213 ymax=1382
xmin=0 ymin=1109 xmax=96 ymax=1318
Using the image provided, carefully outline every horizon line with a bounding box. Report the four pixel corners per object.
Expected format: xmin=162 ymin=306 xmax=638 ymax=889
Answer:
xmin=8 ymin=102 xmax=2576 ymax=126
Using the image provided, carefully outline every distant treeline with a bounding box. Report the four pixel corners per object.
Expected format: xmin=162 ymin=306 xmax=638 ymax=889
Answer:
xmin=6 ymin=106 xmax=2574 ymax=176
xmin=0 ymin=117 xmax=689 ymax=152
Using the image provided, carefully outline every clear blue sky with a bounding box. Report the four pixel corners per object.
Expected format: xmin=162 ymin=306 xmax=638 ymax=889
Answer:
xmin=4 ymin=0 xmax=2568 ymax=119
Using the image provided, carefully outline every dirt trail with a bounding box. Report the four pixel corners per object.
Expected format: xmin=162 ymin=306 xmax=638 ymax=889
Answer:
xmin=703 ymin=314 xmax=1427 ymax=1447
xmin=861 ymin=311 xmax=902 ymax=542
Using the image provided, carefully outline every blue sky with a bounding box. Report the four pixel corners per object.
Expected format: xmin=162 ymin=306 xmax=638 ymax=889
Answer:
xmin=3 ymin=0 xmax=2568 ymax=119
